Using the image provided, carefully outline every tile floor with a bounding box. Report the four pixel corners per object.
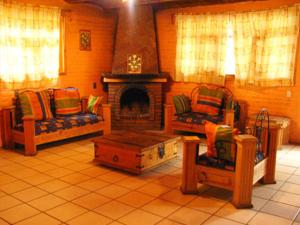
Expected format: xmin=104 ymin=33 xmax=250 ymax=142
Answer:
xmin=0 ymin=139 xmax=300 ymax=225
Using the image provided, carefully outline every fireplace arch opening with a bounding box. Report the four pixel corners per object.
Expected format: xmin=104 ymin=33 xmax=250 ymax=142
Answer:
xmin=120 ymin=88 xmax=150 ymax=119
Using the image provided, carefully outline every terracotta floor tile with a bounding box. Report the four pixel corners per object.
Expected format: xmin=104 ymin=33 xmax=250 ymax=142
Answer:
xmin=51 ymin=158 xmax=76 ymax=167
xmin=215 ymin=203 xmax=257 ymax=224
xmin=31 ymin=163 xmax=58 ymax=172
xmin=251 ymin=197 xmax=268 ymax=211
xmin=137 ymin=183 xmax=171 ymax=197
xmin=168 ymin=207 xmax=211 ymax=225
xmin=272 ymin=191 xmax=300 ymax=207
xmin=142 ymin=199 xmax=181 ymax=217
xmin=276 ymin=171 xmax=292 ymax=182
xmin=18 ymin=158 xmax=44 ymax=167
xmin=37 ymin=179 xmax=71 ymax=193
xmin=0 ymin=218 xmax=9 ymax=225
xmin=45 ymin=168 xmax=75 ymax=178
xmin=0 ymin=195 xmax=22 ymax=211
xmin=76 ymin=178 xmax=110 ymax=191
xmin=117 ymin=191 xmax=154 ymax=208
xmin=276 ymin=165 xmax=297 ymax=174
xmin=21 ymin=173 xmax=53 ymax=185
xmin=59 ymin=173 xmax=91 ymax=185
xmin=280 ymin=182 xmax=300 ymax=195
xmin=248 ymin=212 xmax=292 ymax=225
xmin=160 ymin=189 xmax=196 ymax=205
xmin=14 ymin=213 xmax=61 ymax=225
xmin=68 ymin=153 xmax=93 ymax=163
xmin=55 ymin=150 xmax=79 ymax=157
xmin=79 ymin=166 xmax=110 ymax=177
xmin=154 ymin=175 xmax=181 ymax=188
xmin=118 ymin=209 xmax=162 ymax=225
xmin=46 ymin=202 xmax=87 ymax=222
xmin=72 ymin=193 xmax=110 ymax=210
xmin=287 ymin=175 xmax=300 ymax=185
xmin=0 ymin=204 xmax=39 ymax=224
xmin=186 ymin=195 xmax=227 ymax=214
xmin=252 ymin=186 xmax=277 ymax=199
xmin=95 ymin=184 xmax=130 ymax=199
xmin=53 ymin=186 xmax=89 ymax=201
xmin=66 ymin=211 xmax=112 ymax=225
xmin=64 ymin=162 xmax=92 ymax=172
xmin=28 ymin=194 xmax=66 ymax=211
xmin=94 ymin=200 xmax=134 ymax=220
xmin=156 ymin=219 xmax=183 ymax=225
xmin=0 ymin=174 xmax=17 ymax=186
xmin=116 ymin=177 xmax=148 ymax=190
xmin=0 ymin=180 xmax=32 ymax=194
xmin=97 ymin=171 xmax=129 ymax=183
xmin=202 ymin=216 xmax=244 ymax=225
xmin=203 ymin=187 xmax=232 ymax=201
xmin=12 ymin=187 xmax=48 ymax=202
xmin=261 ymin=200 xmax=299 ymax=220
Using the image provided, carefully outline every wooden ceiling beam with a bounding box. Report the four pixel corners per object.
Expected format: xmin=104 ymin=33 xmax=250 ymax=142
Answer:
xmin=64 ymin=0 xmax=267 ymax=10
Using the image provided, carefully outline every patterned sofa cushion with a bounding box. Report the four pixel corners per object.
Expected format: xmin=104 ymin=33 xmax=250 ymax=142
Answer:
xmin=176 ymin=112 xmax=223 ymax=124
xmin=14 ymin=113 xmax=102 ymax=136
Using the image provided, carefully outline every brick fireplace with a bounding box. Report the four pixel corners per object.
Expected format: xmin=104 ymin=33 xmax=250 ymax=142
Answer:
xmin=102 ymin=5 xmax=168 ymax=130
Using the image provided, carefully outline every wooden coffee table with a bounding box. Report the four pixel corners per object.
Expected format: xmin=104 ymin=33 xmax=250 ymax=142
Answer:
xmin=93 ymin=131 xmax=181 ymax=174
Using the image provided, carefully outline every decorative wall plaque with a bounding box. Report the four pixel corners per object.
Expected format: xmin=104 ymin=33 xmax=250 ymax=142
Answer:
xmin=127 ymin=54 xmax=142 ymax=73
xmin=79 ymin=30 xmax=91 ymax=51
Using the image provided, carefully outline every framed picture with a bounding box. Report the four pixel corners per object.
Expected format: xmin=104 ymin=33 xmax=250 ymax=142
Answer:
xmin=79 ymin=30 xmax=91 ymax=51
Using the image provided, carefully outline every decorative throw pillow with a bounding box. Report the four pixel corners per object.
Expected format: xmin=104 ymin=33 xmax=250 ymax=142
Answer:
xmin=19 ymin=90 xmax=53 ymax=121
xmin=54 ymin=87 xmax=81 ymax=116
xmin=173 ymin=94 xmax=191 ymax=114
xmin=87 ymin=95 xmax=103 ymax=114
xmin=192 ymin=87 xmax=224 ymax=116
xmin=204 ymin=121 xmax=239 ymax=162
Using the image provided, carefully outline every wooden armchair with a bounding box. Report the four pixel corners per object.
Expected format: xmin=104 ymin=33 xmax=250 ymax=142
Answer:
xmin=165 ymin=83 xmax=236 ymax=134
xmin=181 ymin=124 xmax=279 ymax=208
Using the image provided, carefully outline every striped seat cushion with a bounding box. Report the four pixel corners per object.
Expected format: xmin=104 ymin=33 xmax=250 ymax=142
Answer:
xmin=54 ymin=87 xmax=81 ymax=116
xmin=173 ymin=94 xmax=191 ymax=114
xmin=192 ymin=87 xmax=224 ymax=116
xmin=19 ymin=90 xmax=53 ymax=121
xmin=87 ymin=95 xmax=103 ymax=114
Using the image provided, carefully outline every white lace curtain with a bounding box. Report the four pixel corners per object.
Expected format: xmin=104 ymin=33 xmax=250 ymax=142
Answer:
xmin=175 ymin=5 xmax=300 ymax=87
xmin=0 ymin=0 xmax=61 ymax=89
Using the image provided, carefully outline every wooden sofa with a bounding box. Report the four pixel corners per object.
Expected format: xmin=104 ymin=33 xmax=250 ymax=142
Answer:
xmin=1 ymin=90 xmax=111 ymax=156
xmin=181 ymin=124 xmax=279 ymax=208
xmin=165 ymin=83 xmax=243 ymax=134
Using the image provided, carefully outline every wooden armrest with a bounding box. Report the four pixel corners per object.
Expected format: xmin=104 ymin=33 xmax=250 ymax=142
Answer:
xmin=2 ymin=106 xmax=15 ymax=111
xmin=22 ymin=116 xmax=35 ymax=121
xmin=164 ymin=104 xmax=174 ymax=133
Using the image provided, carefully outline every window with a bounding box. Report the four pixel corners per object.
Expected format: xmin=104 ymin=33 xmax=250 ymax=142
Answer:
xmin=176 ymin=5 xmax=300 ymax=87
xmin=0 ymin=1 xmax=62 ymax=89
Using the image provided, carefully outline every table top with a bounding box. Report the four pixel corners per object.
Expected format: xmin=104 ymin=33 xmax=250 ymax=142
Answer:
xmin=93 ymin=131 xmax=180 ymax=151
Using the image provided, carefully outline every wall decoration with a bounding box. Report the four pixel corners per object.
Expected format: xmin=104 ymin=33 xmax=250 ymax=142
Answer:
xmin=79 ymin=30 xmax=91 ymax=51
xmin=127 ymin=54 xmax=142 ymax=73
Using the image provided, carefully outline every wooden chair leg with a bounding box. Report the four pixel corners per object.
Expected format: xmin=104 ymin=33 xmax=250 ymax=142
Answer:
xmin=232 ymin=135 xmax=257 ymax=208
xmin=181 ymin=136 xmax=201 ymax=194
xmin=262 ymin=126 xmax=279 ymax=184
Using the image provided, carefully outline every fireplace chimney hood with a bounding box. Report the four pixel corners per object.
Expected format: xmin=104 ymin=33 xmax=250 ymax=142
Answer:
xmin=103 ymin=4 xmax=167 ymax=82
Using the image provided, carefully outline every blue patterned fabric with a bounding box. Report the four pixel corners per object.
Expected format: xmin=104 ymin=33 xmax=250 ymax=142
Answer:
xmin=176 ymin=112 xmax=223 ymax=124
xmin=14 ymin=113 xmax=103 ymax=136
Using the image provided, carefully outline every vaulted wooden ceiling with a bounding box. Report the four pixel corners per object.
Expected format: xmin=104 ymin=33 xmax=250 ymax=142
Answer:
xmin=65 ymin=0 xmax=265 ymax=9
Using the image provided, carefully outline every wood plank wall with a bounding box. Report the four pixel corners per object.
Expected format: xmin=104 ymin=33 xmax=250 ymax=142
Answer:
xmin=156 ymin=0 xmax=300 ymax=143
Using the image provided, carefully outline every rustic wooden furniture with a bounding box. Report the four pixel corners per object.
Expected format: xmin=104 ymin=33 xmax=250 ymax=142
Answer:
xmin=1 ymin=94 xmax=111 ymax=156
xmin=181 ymin=124 xmax=279 ymax=209
xmin=164 ymin=83 xmax=238 ymax=135
xmin=93 ymin=131 xmax=180 ymax=174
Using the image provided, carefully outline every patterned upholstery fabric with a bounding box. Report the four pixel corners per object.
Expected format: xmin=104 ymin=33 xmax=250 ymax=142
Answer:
xmin=173 ymin=94 xmax=191 ymax=114
xmin=205 ymin=121 xmax=238 ymax=161
xmin=192 ymin=87 xmax=224 ymax=116
xmin=54 ymin=87 xmax=81 ymax=116
xmin=176 ymin=112 xmax=223 ymax=124
xmin=198 ymin=154 xmax=235 ymax=171
xmin=18 ymin=90 xmax=53 ymax=121
xmin=87 ymin=95 xmax=103 ymax=114
xmin=14 ymin=113 xmax=102 ymax=136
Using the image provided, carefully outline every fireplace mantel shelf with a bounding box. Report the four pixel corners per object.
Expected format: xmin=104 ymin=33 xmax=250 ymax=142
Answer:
xmin=102 ymin=73 xmax=168 ymax=83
